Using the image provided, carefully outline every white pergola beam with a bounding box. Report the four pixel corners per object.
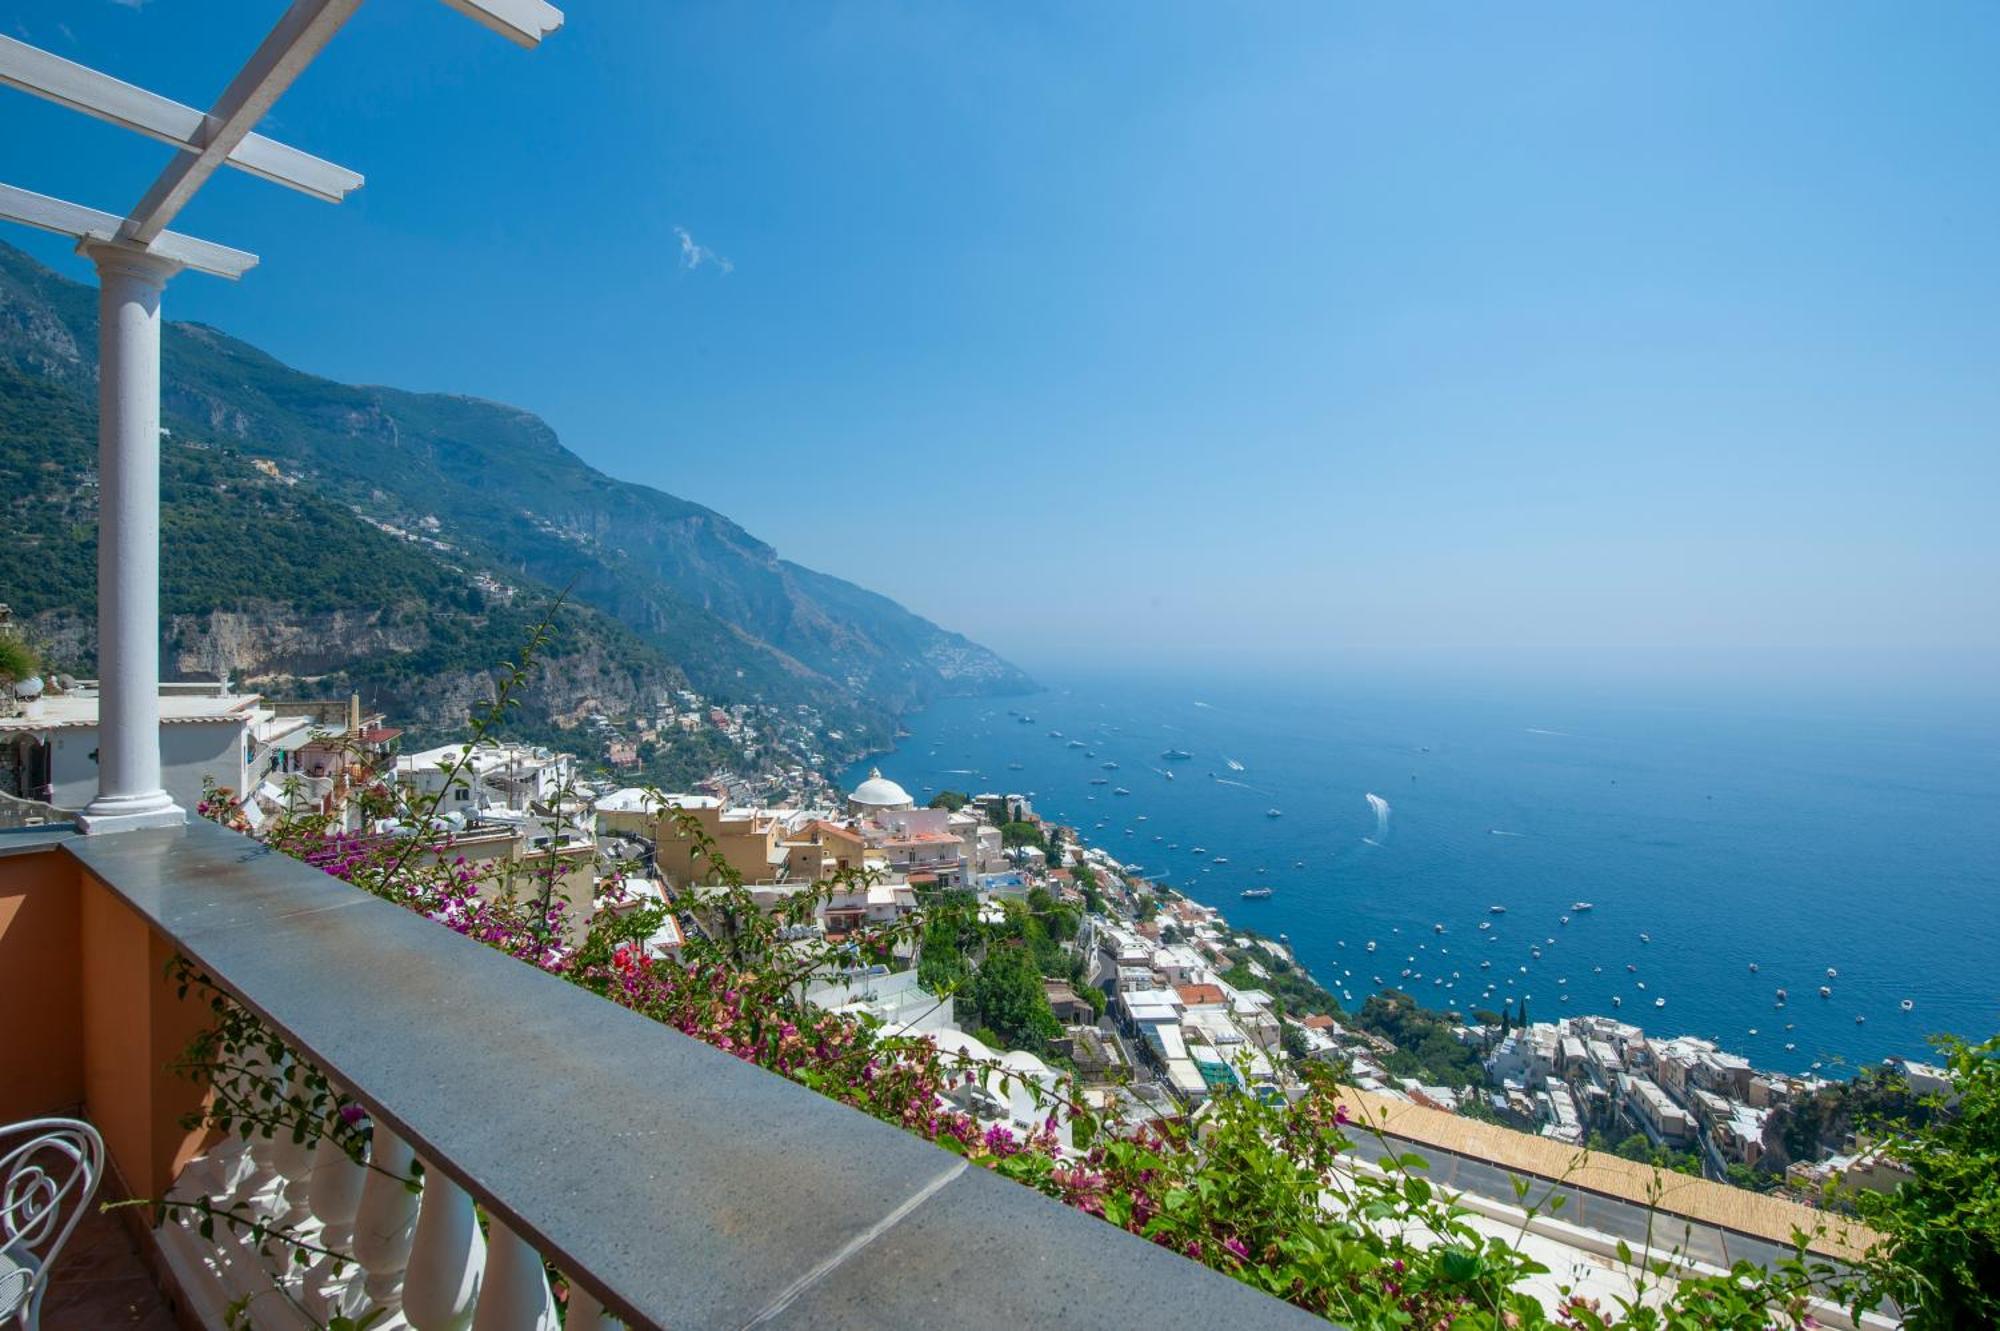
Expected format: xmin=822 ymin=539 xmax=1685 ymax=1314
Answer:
xmin=437 ymin=0 xmax=565 ymax=49
xmin=0 ymin=36 xmax=362 ymax=204
xmin=121 ymin=0 xmax=364 ymax=246
xmin=0 ymin=182 xmax=257 ymax=280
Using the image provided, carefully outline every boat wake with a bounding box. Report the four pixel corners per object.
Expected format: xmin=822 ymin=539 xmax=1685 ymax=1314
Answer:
xmin=1365 ymin=792 xmax=1390 ymax=839
xmin=1489 ymin=828 xmax=1524 ymax=838
xmin=1524 ymin=727 xmax=1570 ymax=737
xmin=1360 ymin=837 xmax=1381 ymax=848
xmin=1225 ymin=757 xmax=1246 ymax=771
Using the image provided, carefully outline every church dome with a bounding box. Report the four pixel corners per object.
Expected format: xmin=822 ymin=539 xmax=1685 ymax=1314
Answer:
xmin=848 ymin=767 xmax=913 ymax=811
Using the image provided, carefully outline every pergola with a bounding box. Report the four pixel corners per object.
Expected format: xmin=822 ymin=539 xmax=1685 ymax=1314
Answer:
xmin=0 ymin=0 xmax=562 ymax=833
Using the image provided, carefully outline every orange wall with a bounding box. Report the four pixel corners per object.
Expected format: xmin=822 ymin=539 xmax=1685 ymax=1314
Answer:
xmin=79 ymin=872 xmax=212 ymax=1201
xmin=0 ymin=847 xmax=213 ymax=1202
xmin=0 ymin=847 xmax=84 ymax=1122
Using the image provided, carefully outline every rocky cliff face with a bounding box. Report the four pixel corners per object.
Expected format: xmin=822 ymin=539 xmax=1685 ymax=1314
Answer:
xmin=166 ymin=608 xmax=433 ymax=681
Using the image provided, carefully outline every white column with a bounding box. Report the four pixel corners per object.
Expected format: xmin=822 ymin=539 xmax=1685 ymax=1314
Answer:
xmin=270 ymin=1062 xmax=319 ymax=1231
xmin=77 ymin=241 xmax=186 ymax=834
xmin=351 ymin=1126 xmax=420 ymax=1315
xmin=301 ymin=1124 xmax=368 ymax=1319
xmin=403 ymin=1161 xmax=485 ymax=1331
xmin=471 ymin=1219 xmax=557 ymax=1331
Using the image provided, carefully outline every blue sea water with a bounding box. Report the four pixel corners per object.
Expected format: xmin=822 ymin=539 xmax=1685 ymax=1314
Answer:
xmin=843 ymin=673 xmax=2000 ymax=1076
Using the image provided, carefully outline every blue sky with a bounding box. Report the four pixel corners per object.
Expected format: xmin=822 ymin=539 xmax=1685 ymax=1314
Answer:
xmin=5 ymin=2 xmax=1997 ymax=692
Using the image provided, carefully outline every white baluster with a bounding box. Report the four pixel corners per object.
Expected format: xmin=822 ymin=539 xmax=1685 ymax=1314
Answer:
xmin=352 ymin=1125 xmax=420 ymax=1315
xmin=471 ymin=1219 xmax=557 ymax=1331
xmin=269 ymin=1059 xmax=319 ymax=1229
xmin=564 ymin=1285 xmax=614 ymax=1331
xmin=234 ymin=1042 xmax=286 ymax=1211
xmin=301 ymin=1112 xmax=368 ymax=1320
xmin=403 ymin=1160 xmax=485 ymax=1331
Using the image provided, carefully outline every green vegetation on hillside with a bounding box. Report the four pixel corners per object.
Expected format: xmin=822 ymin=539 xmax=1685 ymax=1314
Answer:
xmin=1587 ymin=1130 xmax=1702 ymax=1177
xmin=1349 ymin=989 xmax=1487 ymax=1089
xmin=0 ymin=238 xmax=1029 ymax=761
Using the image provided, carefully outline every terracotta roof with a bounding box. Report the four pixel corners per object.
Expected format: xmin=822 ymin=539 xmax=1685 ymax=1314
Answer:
xmin=1176 ymin=983 xmax=1226 ymax=1007
xmin=1301 ymin=1014 xmax=1337 ymax=1031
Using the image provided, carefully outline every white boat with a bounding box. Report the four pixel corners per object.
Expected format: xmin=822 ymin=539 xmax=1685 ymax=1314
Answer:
xmin=1488 ymin=905 xmax=1507 ymax=914
xmin=1478 ymin=921 xmax=1492 ymax=931
xmin=1639 ymin=932 xmax=1651 ymax=944
xmin=1240 ymin=887 xmax=1274 ymax=900
xmin=1901 ymin=998 xmax=1915 ymax=1012
xmin=1570 ymin=901 xmax=1594 ymax=912
xmin=1826 ymin=967 xmax=1839 ymax=979
xmin=1654 ymin=997 xmax=1666 ymax=1008
xmin=1265 ymin=808 xmax=1283 ymax=818
xmin=1819 ymin=985 xmax=1832 ymax=999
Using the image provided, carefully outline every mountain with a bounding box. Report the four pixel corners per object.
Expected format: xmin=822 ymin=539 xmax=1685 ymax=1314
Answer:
xmin=0 ymin=240 xmax=1029 ymax=755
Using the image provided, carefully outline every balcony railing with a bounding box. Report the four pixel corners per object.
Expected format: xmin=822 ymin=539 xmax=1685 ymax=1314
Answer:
xmin=0 ymin=819 xmax=1319 ymax=1329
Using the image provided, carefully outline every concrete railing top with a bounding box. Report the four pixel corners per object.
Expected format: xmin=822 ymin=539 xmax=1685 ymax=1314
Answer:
xmin=60 ymin=819 xmax=1322 ymax=1330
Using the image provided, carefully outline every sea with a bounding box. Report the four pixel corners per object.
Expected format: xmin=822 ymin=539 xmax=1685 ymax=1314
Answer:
xmin=842 ymin=672 xmax=2000 ymax=1077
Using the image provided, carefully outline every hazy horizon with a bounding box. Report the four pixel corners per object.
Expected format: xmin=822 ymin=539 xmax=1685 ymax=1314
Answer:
xmin=6 ymin=1 xmax=1996 ymax=691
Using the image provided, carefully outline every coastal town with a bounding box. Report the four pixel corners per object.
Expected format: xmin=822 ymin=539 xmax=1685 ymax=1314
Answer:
xmin=2 ymin=671 xmax=1939 ymax=1212
xmin=0 ymin=669 xmax=1953 ymax=1324
xmin=1 ymin=6 xmax=1989 ymax=1325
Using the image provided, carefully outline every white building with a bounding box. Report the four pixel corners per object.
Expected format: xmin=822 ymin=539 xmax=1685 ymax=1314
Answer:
xmin=1 ymin=680 xmax=310 ymax=814
xmin=847 ymin=767 xmax=915 ymax=814
xmin=396 ymin=740 xmax=578 ymax=813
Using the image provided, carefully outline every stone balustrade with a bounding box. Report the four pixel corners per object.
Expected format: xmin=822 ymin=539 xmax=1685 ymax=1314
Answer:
xmin=7 ymin=820 xmax=1318 ymax=1330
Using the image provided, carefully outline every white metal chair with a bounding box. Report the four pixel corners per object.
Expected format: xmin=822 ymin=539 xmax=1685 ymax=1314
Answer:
xmin=0 ymin=1119 xmax=104 ymax=1330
